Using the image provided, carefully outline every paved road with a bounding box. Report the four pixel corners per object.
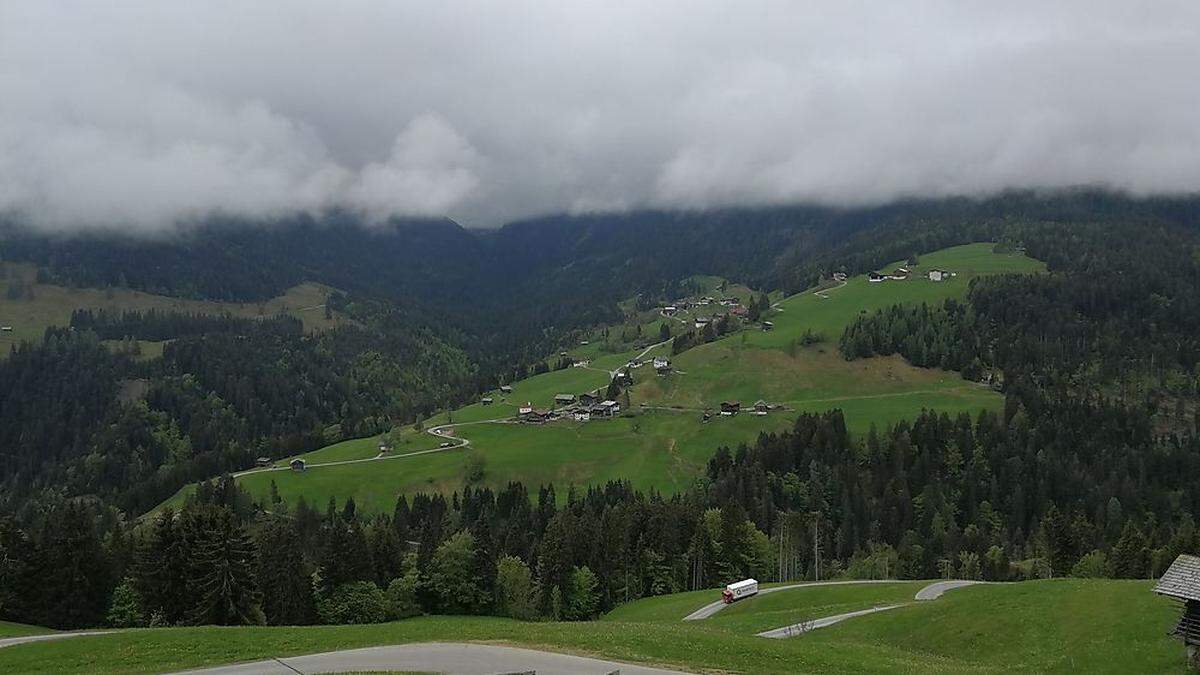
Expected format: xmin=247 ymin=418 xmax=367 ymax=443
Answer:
xmin=682 ymin=580 xmax=906 ymax=621
xmin=744 ymin=579 xmax=989 ymax=639
xmin=227 ymin=418 xmax=505 ymax=480
xmin=170 ymin=643 xmax=692 ymax=675
xmin=0 ymin=630 xmax=114 ymax=649
xmin=757 ymin=604 xmax=904 ymax=638
xmin=914 ymin=579 xmax=986 ymax=600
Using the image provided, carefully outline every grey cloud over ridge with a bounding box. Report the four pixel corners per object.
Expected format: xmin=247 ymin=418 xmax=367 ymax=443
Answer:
xmin=1 ymin=1 xmax=1198 ymax=231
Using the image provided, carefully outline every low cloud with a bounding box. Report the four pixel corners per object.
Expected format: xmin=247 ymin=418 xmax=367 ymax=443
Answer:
xmin=1 ymin=1 xmax=1198 ymax=231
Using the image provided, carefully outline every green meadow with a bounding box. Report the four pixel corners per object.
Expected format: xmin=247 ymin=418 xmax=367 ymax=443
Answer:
xmin=160 ymin=242 xmax=1040 ymax=515
xmin=1 ymin=580 xmax=1185 ymax=674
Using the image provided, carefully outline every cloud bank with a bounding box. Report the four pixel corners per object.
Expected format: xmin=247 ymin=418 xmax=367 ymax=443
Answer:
xmin=1 ymin=1 xmax=1199 ymax=231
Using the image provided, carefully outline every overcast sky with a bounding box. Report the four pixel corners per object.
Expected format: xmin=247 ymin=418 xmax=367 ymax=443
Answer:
xmin=2 ymin=1 xmax=1199 ymax=231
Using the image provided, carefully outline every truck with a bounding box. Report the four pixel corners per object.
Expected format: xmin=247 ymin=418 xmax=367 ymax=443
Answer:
xmin=722 ymin=578 xmax=758 ymax=604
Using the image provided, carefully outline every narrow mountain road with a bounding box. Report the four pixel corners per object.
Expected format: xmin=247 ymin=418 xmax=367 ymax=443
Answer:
xmin=684 ymin=579 xmax=988 ymax=624
xmin=169 ymin=643 xmax=691 ymax=675
xmin=812 ymin=279 xmax=848 ymax=299
xmin=748 ymin=580 xmax=990 ymax=639
xmin=682 ymin=580 xmax=905 ymax=621
xmin=230 ymin=418 xmax=506 ymax=479
xmin=0 ymin=630 xmax=115 ymax=650
xmin=757 ymin=604 xmax=905 ymax=638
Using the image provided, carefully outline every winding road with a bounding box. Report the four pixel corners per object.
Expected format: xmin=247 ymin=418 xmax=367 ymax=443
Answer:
xmin=682 ymin=578 xmax=989 ymax=639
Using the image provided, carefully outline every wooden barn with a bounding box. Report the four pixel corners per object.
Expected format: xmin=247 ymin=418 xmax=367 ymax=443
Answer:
xmin=1154 ymin=554 xmax=1200 ymax=669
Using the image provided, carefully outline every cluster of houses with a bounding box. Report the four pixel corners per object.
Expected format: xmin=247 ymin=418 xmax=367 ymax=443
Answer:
xmin=662 ymin=294 xmax=749 ymax=327
xmin=867 ymin=267 xmax=954 ymax=283
xmin=702 ymin=399 xmax=775 ymax=421
xmin=514 ymin=392 xmax=623 ymax=424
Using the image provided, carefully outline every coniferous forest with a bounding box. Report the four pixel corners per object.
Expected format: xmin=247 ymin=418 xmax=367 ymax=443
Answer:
xmin=2 ymin=192 xmax=1200 ymax=630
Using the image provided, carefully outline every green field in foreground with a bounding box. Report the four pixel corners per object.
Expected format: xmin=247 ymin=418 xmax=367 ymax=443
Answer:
xmin=158 ymin=242 xmax=1036 ymax=515
xmin=1 ymin=580 xmax=1184 ymax=674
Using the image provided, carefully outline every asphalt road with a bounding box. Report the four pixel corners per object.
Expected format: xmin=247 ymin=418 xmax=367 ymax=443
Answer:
xmin=170 ymin=642 xmax=692 ymax=675
xmin=757 ymin=604 xmax=904 ymax=638
xmin=682 ymin=579 xmax=906 ymax=621
xmin=0 ymin=630 xmax=113 ymax=649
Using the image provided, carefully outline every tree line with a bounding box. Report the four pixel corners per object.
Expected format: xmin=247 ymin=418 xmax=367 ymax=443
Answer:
xmin=4 ymin=393 xmax=1196 ymax=630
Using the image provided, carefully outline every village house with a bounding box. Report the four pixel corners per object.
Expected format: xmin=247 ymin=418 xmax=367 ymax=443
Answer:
xmin=574 ymin=410 xmax=591 ymax=422
xmin=598 ymin=399 xmax=621 ymax=416
xmin=518 ymin=402 xmax=534 ymax=416
xmin=554 ymin=393 xmax=577 ymax=405
xmin=481 ymin=396 xmax=494 ymax=405
xmin=500 ymin=385 xmax=513 ymax=394
xmin=928 ymin=269 xmax=946 ymax=282
xmin=832 ymin=271 xmax=847 ymax=282
xmin=290 ymin=458 xmax=306 ymax=472
xmin=613 ymin=371 xmax=634 ymax=386
xmin=868 ymin=272 xmax=885 ymax=283
xmin=694 ymin=316 xmax=711 ymax=329
xmin=762 ymin=321 xmax=775 ymax=331
xmin=720 ymin=400 xmax=740 ymax=416
xmin=662 ymin=305 xmax=677 ymax=316
xmin=653 ymin=356 xmax=670 ymax=370
xmin=579 ymin=392 xmax=599 ymax=407
xmin=753 ymin=400 xmax=770 ymax=415
xmin=730 ymin=305 xmax=748 ymax=317
xmin=0 ymin=326 xmax=12 ymax=332
xmin=255 ymin=456 xmax=272 ymax=468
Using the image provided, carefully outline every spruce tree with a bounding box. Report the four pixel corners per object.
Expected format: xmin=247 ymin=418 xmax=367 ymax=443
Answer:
xmin=255 ymin=515 xmax=314 ymax=625
xmin=187 ymin=508 xmax=264 ymax=626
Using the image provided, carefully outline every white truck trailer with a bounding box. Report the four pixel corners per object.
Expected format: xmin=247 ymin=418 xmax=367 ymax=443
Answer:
xmin=722 ymin=578 xmax=758 ymax=604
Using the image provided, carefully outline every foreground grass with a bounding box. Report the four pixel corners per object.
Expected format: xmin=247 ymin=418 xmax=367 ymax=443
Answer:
xmin=3 ymin=580 xmax=1185 ymax=674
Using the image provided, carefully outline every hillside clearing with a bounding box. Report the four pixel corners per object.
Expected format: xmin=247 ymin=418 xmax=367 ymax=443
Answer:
xmin=157 ymin=242 xmax=1039 ymax=515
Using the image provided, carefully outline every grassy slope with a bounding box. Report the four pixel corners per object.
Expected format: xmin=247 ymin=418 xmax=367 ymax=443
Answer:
xmin=0 ymin=621 xmax=54 ymax=639
xmin=158 ymin=243 xmax=1040 ymax=515
xmin=2 ymin=580 xmax=1184 ymax=674
xmin=706 ymin=582 xmax=927 ymax=635
xmin=0 ymin=261 xmax=345 ymax=353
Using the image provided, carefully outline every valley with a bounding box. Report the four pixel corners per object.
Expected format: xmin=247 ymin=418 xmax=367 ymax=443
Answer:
xmin=160 ymin=243 xmax=1040 ymax=513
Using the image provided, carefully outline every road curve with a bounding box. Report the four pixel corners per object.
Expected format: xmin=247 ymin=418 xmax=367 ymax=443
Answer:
xmin=757 ymin=604 xmax=904 ymax=638
xmin=750 ymin=579 xmax=990 ymax=639
xmin=682 ymin=579 xmax=906 ymax=621
xmin=169 ymin=642 xmax=692 ymax=675
xmin=914 ymin=579 xmax=986 ymax=600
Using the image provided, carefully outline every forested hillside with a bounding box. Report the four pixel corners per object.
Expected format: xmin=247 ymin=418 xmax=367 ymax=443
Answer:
xmin=2 ymin=192 xmax=1200 ymax=634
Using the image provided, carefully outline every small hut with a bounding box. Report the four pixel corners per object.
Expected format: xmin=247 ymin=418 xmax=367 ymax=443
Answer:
xmin=290 ymin=458 xmax=306 ymax=472
xmin=1154 ymin=554 xmax=1200 ymax=669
